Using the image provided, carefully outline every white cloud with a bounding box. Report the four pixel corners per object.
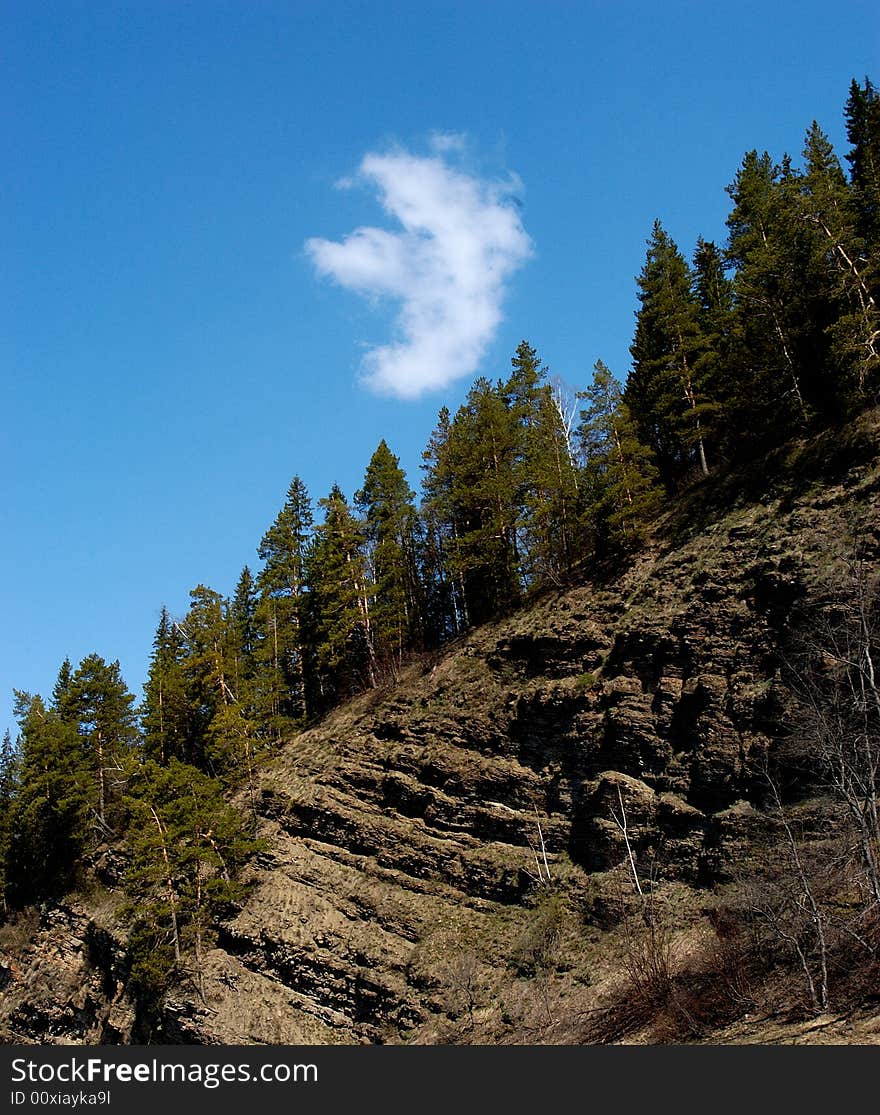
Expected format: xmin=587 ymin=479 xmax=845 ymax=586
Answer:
xmin=305 ymin=142 xmax=532 ymax=399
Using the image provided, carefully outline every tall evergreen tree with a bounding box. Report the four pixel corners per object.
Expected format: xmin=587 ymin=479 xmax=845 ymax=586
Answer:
xmin=0 ymin=729 xmax=20 ymax=914
xmin=691 ymin=237 xmax=737 ymax=459
xmin=124 ymin=758 xmax=257 ymax=994
xmin=443 ymin=377 xmax=522 ymax=624
xmin=627 ymin=221 xmax=714 ymax=486
xmin=724 ymin=150 xmax=822 ymax=431
xmin=421 ymin=406 xmax=469 ymax=639
xmin=8 ymin=692 xmax=88 ymax=902
xmin=307 ymin=485 xmax=375 ymax=703
xmin=844 ymin=77 xmax=880 ymax=255
xmin=142 ymin=607 xmax=190 ymax=766
xmin=504 ymin=340 xmax=580 ymax=584
xmin=177 ymin=586 xmax=235 ymax=769
xmin=356 ymin=441 xmax=424 ymax=673
xmin=65 ymin=654 xmax=138 ymax=833
xmin=578 ymin=360 xmax=663 ymax=548
xmin=256 ymin=477 xmax=314 ymax=728
xmin=230 ymin=567 xmax=258 ymax=683
xmin=52 ymin=657 xmax=74 ymax=718
xmin=799 ymin=120 xmax=879 ymax=401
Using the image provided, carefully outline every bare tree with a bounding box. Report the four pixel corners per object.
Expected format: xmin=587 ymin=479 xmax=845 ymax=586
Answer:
xmin=787 ymin=559 xmax=880 ymax=916
xmin=550 ymin=375 xmax=580 ymax=475
xmin=759 ymin=766 xmax=830 ymax=1012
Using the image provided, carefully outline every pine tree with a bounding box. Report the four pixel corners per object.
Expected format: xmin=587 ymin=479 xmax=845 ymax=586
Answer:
xmin=799 ymin=119 xmax=880 ymax=398
xmin=503 ymin=341 xmax=580 ymax=584
xmin=230 ymin=567 xmax=258 ymax=683
xmin=142 ymin=607 xmax=190 ymax=765
xmin=0 ymin=729 xmax=20 ymax=913
xmin=725 ymin=150 xmax=820 ymax=432
xmin=255 ymin=477 xmax=314 ymax=728
xmin=177 ymin=586 xmax=236 ymax=768
xmin=421 ymin=406 xmax=468 ymax=639
xmin=65 ymin=654 xmax=138 ymax=833
xmin=355 ymin=440 xmax=424 ymax=674
xmin=307 ymin=485 xmax=375 ymax=703
xmin=627 ymin=221 xmax=714 ymax=487
xmin=844 ymin=77 xmax=880 ymax=254
xmin=578 ymin=360 xmax=662 ymax=548
xmin=52 ymin=657 xmax=74 ymax=718
xmin=124 ymin=758 xmax=258 ymax=995
xmin=200 ymin=573 xmax=264 ymax=788
xmin=691 ymin=237 xmax=737 ymax=459
xmin=443 ymin=377 xmax=522 ymax=624
xmin=8 ymin=691 xmax=89 ymax=902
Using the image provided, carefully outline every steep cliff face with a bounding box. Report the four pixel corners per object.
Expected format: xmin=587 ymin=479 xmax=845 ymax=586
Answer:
xmin=2 ymin=413 xmax=879 ymax=1045
xmin=0 ymin=905 xmax=137 ymax=1044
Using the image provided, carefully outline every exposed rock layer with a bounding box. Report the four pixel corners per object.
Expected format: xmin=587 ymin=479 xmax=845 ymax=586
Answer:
xmin=2 ymin=413 xmax=879 ymax=1045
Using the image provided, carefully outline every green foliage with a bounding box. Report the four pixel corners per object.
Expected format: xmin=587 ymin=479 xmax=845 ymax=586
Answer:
xmin=578 ymin=360 xmax=663 ymax=548
xmin=255 ymin=476 xmax=314 ymax=729
xmin=509 ymin=343 xmax=582 ymax=586
xmin=65 ymin=653 xmax=139 ymax=832
xmin=307 ymin=484 xmax=375 ymax=703
xmin=0 ymin=730 xmax=20 ymax=913
xmin=355 ymin=440 xmax=424 ymax=673
xmin=627 ymin=222 xmax=717 ymax=487
xmin=142 ymin=608 xmax=191 ymax=765
xmin=443 ymin=375 xmax=523 ymax=624
xmin=845 ymin=77 xmax=880 ymax=253
xmin=7 ymin=692 xmax=90 ymax=903
xmin=421 ymin=341 xmax=583 ymax=624
xmin=123 ymin=758 xmax=259 ymax=995
xmin=573 ymin=671 xmax=598 ymax=692
xmin=511 ymin=892 xmax=566 ymax=976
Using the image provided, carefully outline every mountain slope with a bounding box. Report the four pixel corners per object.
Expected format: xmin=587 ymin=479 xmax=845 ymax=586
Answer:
xmin=3 ymin=410 xmax=880 ymax=1045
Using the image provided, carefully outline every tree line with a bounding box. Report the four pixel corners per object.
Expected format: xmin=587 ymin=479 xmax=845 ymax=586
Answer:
xmin=0 ymin=76 xmax=877 ymax=989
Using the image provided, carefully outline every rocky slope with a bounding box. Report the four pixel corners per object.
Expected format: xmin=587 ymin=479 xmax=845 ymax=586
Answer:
xmin=3 ymin=412 xmax=880 ymax=1045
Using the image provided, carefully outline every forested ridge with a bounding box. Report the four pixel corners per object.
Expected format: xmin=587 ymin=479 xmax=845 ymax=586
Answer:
xmin=1 ymin=77 xmax=879 ymax=1000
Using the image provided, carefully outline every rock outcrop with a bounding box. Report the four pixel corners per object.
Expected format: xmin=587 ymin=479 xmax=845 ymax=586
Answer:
xmin=2 ymin=411 xmax=879 ymax=1045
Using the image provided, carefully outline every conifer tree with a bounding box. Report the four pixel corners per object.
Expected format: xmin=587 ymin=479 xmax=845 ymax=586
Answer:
xmin=443 ymin=377 xmax=522 ymax=624
xmin=8 ymin=692 xmax=88 ymax=902
xmin=0 ymin=730 xmax=20 ymax=914
xmin=725 ymin=150 xmax=820 ymax=431
xmin=844 ymin=77 xmax=880 ymax=254
xmin=504 ymin=340 xmax=580 ymax=583
xmin=691 ymin=237 xmax=737 ymax=457
xmin=521 ymin=382 xmax=582 ymax=584
xmin=421 ymin=406 xmax=469 ymax=638
xmin=65 ymin=654 xmax=138 ymax=833
xmin=230 ymin=566 xmax=258 ymax=687
xmin=307 ymin=485 xmax=375 ymax=703
xmin=799 ymin=119 xmax=880 ymax=397
xmin=255 ymin=477 xmax=314 ymax=728
xmin=124 ymin=758 xmax=257 ymax=995
xmin=142 ymin=607 xmax=190 ymax=765
xmin=356 ymin=440 xmax=424 ymax=674
xmin=627 ymin=221 xmax=714 ymax=486
xmin=578 ymin=360 xmax=662 ymax=548
xmin=177 ymin=586 xmax=235 ymax=768
xmin=52 ymin=657 xmax=74 ymax=718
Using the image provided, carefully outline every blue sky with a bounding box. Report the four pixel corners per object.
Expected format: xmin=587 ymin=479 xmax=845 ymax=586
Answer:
xmin=3 ymin=0 xmax=879 ymax=736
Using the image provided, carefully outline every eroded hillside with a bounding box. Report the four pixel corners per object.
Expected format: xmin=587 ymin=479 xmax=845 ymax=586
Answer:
xmin=3 ymin=412 xmax=880 ymax=1045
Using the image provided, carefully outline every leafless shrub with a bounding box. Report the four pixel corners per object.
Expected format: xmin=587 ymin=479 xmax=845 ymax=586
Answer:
xmin=441 ymin=950 xmax=486 ymax=1031
xmin=784 ymin=558 xmax=880 ymax=917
